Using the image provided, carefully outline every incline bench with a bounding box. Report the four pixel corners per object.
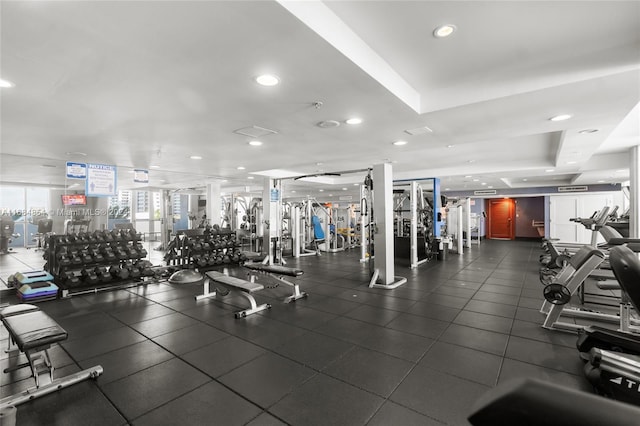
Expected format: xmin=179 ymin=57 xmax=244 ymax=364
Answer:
xmin=242 ymin=262 xmax=307 ymax=303
xmin=195 ymin=263 xmax=307 ymax=318
xmin=196 ymin=271 xmax=272 ymax=318
xmin=1 ymin=304 xmax=103 ymax=409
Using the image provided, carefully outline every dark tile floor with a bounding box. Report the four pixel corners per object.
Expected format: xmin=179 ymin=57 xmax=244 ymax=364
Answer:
xmin=0 ymin=240 xmax=595 ymax=425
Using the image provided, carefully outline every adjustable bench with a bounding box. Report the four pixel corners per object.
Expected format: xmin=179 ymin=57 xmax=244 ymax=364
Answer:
xmin=1 ymin=304 xmax=103 ymax=409
xmin=196 ymin=271 xmax=271 ymax=318
xmin=242 ymin=262 xmax=307 ymax=303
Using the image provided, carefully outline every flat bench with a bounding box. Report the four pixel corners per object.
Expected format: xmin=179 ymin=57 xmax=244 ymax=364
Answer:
xmin=242 ymin=262 xmax=307 ymax=303
xmin=1 ymin=304 xmax=103 ymax=409
xmin=196 ymin=271 xmax=271 ymax=318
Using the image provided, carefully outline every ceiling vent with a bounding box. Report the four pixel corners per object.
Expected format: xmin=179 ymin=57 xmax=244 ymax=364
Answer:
xmin=233 ymin=125 xmax=278 ymax=138
xmin=317 ymin=120 xmax=340 ymax=128
xmin=474 ymin=190 xmax=497 ymax=195
xmin=404 ymin=126 xmax=433 ymax=136
xmin=558 ymin=185 xmax=588 ymax=192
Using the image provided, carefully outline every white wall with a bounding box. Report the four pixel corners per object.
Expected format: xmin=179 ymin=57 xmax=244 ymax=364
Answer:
xmin=548 ymin=192 xmax=624 ymax=244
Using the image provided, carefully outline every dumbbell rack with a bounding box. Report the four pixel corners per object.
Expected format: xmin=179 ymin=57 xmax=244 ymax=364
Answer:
xmin=43 ymin=229 xmax=153 ymax=297
xmin=164 ymin=230 xmax=247 ymax=270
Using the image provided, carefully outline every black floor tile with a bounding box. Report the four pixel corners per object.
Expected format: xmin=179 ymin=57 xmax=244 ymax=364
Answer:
xmin=13 ymin=380 xmax=127 ymax=426
xmin=218 ymin=352 xmax=316 ymax=408
xmin=79 ymin=340 xmax=174 ymax=384
xmin=130 ymin=312 xmax=200 ymax=338
xmin=463 ymin=299 xmax=517 ymax=318
xmin=182 ymin=335 xmax=266 ymax=378
xmin=102 ymin=357 xmax=211 ymax=420
xmin=386 ymin=312 xmax=450 ymax=339
xmin=510 ymin=319 xmax=577 ymax=348
xmin=323 ymin=346 xmax=414 ymax=397
xmin=154 ymin=317 xmax=225 ymax=348
xmin=498 ymin=358 xmax=592 ymax=392
xmin=390 ymin=366 xmax=490 ymax=426
xmin=471 ymin=290 xmax=519 ymax=305
xmin=344 ymin=303 xmax=402 ymax=326
xmin=438 ymin=323 xmax=509 ymax=356
xmin=133 ymin=381 xmax=262 ymax=426
xmin=61 ymin=326 xmax=146 ymax=361
xmin=420 ymin=293 xmax=470 ymax=309
xmin=505 ymin=335 xmax=584 ymax=375
xmin=246 ymin=412 xmax=288 ymax=426
xmin=358 ymin=326 xmax=434 ymax=362
xmin=454 ymin=310 xmax=514 ymax=334
xmin=274 ymin=331 xmax=354 ymax=371
xmin=367 ymin=401 xmax=445 ymax=425
xmin=420 ymin=341 xmax=502 ymax=386
xmin=478 ymin=283 xmax=521 ymax=296
xmin=109 ymin=302 xmax=175 ymax=324
xmin=270 ymin=373 xmax=384 ymax=426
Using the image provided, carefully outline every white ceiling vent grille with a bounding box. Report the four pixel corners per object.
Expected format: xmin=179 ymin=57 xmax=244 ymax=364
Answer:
xmin=404 ymin=126 xmax=433 ymax=136
xmin=233 ymin=125 xmax=278 ymax=138
xmin=558 ymin=185 xmax=588 ymax=192
xmin=474 ymin=190 xmax=497 ymax=195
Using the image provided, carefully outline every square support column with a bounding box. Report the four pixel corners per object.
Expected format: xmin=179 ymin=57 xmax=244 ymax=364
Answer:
xmin=369 ymin=163 xmax=406 ymax=289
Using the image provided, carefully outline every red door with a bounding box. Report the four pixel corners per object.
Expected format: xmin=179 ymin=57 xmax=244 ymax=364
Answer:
xmin=488 ymin=199 xmax=514 ymax=239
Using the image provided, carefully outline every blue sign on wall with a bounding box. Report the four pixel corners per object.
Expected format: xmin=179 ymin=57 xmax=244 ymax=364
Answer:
xmin=66 ymin=162 xmax=87 ymax=179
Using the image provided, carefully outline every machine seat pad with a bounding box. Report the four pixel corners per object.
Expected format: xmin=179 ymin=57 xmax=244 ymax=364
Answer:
xmin=243 ymin=263 xmax=304 ymax=277
xmin=206 ymin=271 xmax=263 ymax=293
xmin=0 ymin=304 xmax=40 ymax=318
xmin=2 ymin=310 xmax=68 ymax=351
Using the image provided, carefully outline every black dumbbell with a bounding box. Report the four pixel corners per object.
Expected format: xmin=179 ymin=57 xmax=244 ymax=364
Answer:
xmin=61 ymin=271 xmax=81 ymax=287
xmin=81 ymin=268 xmax=100 ymax=285
xmin=109 ymin=265 xmax=130 ymax=280
xmin=94 ymin=266 xmax=112 ymax=282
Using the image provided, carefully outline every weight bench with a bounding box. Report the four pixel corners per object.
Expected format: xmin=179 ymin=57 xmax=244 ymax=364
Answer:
xmin=242 ymin=262 xmax=307 ymax=303
xmin=0 ymin=304 xmax=103 ymax=409
xmin=196 ymin=271 xmax=271 ymax=318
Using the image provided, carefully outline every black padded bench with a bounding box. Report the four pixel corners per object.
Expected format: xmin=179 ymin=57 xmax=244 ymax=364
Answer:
xmin=242 ymin=262 xmax=307 ymax=303
xmin=1 ymin=304 xmax=103 ymax=409
xmin=196 ymin=271 xmax=271 ymax=318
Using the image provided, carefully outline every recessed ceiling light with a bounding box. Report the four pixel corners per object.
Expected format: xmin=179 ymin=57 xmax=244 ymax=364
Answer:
xmin=468 ymin=160 xmax=475 ymax=163
xmin=247 ymin=176 xmax=254 ymax=180
xmin=190 ymin=155 xmax=202 ymax=160
xmin=433 ymin=24 xmax=456 ymax=38
xmin=353 ymin=183 xmax=359 ymax=186
xmin=237 ymin=166 xmax=245 ymax=170
xmin=150 ymin=165 xmax=160 ymax=169
xmin=473 ymin=179 xmax=479 ymax=182
xmin=447 ymin=145 xmax=455 ymax=148
xmin=488 ymin=186 xmax=494 ymax=189
xmin=550 ymin=114 xmax=572 ymax=121
xmin=616 ymin=169 xmax=626 ymax=173
xmin=255 ymin=74 xmax=279 ymax=86
xmin=342 ymin=187 xmax=347 ymax=191
xmin=597 ymin=180 xmax=605 ymax=183
xmin=465 ymin=175 xmax=472 ymax=178
xmin=545 ymin=169 xmax=555 ymax=172
xmin=316 ymin=162 xmax=323 ymax=166
xmin=291 ymin=190 xmax=296 ymax=193
xmin=445 ymin=188 xmax=450 ymax=191
xmin=345 ymin=118 xmax=363 ymax=125
xmin=159 ymin=179 xmax=166 ymax=183
xmin=481 ymin=182 xmax=487 ymax=185
xmin=249 ymin=140 xmax=263 ymax=146
xmin=65 ymin=151 xmax=87 ymax=157
xmin=0 ymin=79 xmax=14 ymax=88
xmin=319 ymin=189 xmax=324 ymax=192
xmin=523 ymin=178 xmax=528 ymax=181
xmin=393 ymin=140 xmax=408 ymax=146
xmin=578 ymin=129 xmax=599 ymax=134
xmin=566 ymin=161 xmax=577 ymax=165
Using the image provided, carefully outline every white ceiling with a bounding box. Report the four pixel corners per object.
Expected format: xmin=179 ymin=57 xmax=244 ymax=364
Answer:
xmin=1 ymin=0 xmax=639 ymax=200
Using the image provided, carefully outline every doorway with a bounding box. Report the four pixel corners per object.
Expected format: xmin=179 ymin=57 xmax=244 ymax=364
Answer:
xmin=488 ymin=198 xmax=515 ymax=240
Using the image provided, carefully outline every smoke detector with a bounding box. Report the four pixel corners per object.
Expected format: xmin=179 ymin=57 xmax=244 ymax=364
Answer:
xmin=317 ymin=120 xmax=340 ymax=128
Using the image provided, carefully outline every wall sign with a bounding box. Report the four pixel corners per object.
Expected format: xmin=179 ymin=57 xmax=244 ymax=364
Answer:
xmin=86 ymin=163 xmax=117 ymax=197
xmin=66 ymin=162 xmax=87 ymax=179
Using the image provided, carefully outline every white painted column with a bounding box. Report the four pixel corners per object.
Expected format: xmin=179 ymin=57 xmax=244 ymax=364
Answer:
xmin=369 ymin=163 xmax=406 ymax=289
xmin=630 ymin=146 xmax=640 ymax=238
xmin=465 ymin=197 xmax=472 ymax=248
xmin=205 ymin=182 xmax=221 ymax=227
xmin=410 ymin=181 xmax=418 ymax=268
xmin=262 ymin=178 xmax=281 ymax=264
